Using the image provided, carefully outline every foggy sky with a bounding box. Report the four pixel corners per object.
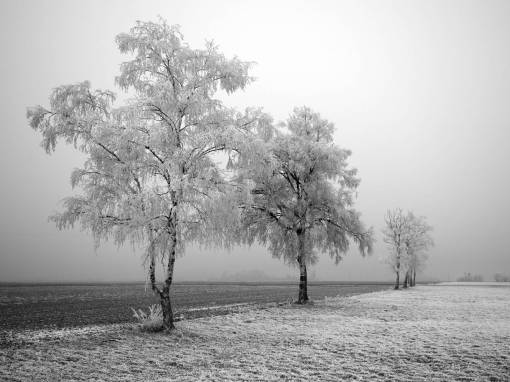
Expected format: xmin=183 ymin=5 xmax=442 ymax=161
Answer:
xmin=1 ymin=0 xmax=509 ymax=282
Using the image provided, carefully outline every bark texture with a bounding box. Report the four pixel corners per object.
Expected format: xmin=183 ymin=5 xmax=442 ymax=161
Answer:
xmin=147 ymin=205 xmax=178 ymax=331
xmin=297 ymin=230 xmax=309 ymax=304
xmin=394 ymin=263 xmax=400 ymax=290
xmin=161 ymin=205 xmax=178 ymax=331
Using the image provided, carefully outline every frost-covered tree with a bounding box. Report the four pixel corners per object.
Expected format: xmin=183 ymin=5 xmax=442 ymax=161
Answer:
xmin=27 ymin=19 xmax=256 ymax=331
xmin=457 ymin=273 xmax=483 ymax=282
xmin=234 ymin=107 xmax=373 ymax=303
xmin=382 ymin=209 xmax=410 ymax=290
xmin=403 ymin=214 xmax=433 ymax=287
xmin=383 ymin=209 xmax=433 ymax=289
xmin=494 ymin=273 xmax=510 ymax=282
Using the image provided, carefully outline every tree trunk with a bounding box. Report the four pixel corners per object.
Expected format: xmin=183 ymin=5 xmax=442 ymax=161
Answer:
xmin=160 ymin=216 xmax=177 ymax=331
xmin=297 ymin=230 xmax=308 ymax=304
xmin=394 ymin=256 xmax=401 ymax=290
xmin=160 ymin=252 xmax=176 ymax=330
xmin=297 ymin=258 xmax=308 ymax=304
xmin=161 ymin=278 xmax=175 ymax=331
xmin=403 ymin=270 xmax=409 ymax=289
xmin=146 ymin=227 xmax=176 ymax=331
xmin=148 ymin=229 xmax=160 ymax=296
xmin=412 ymin=268 xmax=417 ymax=287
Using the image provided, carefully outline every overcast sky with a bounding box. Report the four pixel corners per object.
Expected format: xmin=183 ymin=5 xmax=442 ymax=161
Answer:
xmin=1 ymin=0 xmax=509 ymax=282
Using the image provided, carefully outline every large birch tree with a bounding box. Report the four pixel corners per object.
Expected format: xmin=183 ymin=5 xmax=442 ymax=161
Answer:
xmin=27 ymin=19 xmax=256 ymax=331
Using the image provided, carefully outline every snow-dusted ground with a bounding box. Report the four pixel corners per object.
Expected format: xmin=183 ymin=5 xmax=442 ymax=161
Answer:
xmin=1 ymin=285 xmax=509 ymax=381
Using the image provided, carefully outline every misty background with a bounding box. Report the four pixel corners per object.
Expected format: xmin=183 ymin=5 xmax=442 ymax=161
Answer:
xmin=1 ymin=0 xmax=509 ymax=282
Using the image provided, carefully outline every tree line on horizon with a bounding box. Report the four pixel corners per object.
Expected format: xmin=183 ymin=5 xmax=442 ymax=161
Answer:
xmin=27 ymin=19 xmax=432 ymax=331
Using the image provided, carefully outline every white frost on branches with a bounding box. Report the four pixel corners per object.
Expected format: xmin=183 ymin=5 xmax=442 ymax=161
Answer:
xmin=382 ymin=209 xmax=433 ymax=288
xmin=27 ymin=19 xmax=260 ymax=330
xmin=230 ymin=106 xmax=374 ymax=302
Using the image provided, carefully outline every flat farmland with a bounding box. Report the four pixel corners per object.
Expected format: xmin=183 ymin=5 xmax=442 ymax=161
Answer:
xmin=2 ymin=284 xmax=508 ymax=381
xmin=0 ymin=282 xmax=391 ymax=331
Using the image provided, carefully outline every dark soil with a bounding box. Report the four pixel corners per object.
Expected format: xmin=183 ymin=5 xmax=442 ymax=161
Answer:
xmin=0 ymin=282 xmax=391 ymax=331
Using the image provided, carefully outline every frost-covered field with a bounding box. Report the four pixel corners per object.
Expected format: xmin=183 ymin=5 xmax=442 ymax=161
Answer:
xmin=1 ymin=285 xmax=509 ymax=381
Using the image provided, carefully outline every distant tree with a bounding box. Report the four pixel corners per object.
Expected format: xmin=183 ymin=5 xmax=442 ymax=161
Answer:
xmin=403 ymin=213 xmax=433 ymax=287
xmin=27 ymin=19 xmax=256 ymax=331
xmin=382 ymin=209 xmax=410 ymax=289
xmin=457 ymin=273 xmax=483 ymax=282
xmin=494 ymin=273 xmax=510 ymax=282
xmin=234 ymin=107 xmax=373 ymax=303
xmin=383 ymin=210 xmax=433 ymax=289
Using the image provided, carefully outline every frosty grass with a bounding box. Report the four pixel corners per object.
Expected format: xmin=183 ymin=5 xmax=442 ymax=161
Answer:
xmin=1 ymin=284 xmax=508 ymax=381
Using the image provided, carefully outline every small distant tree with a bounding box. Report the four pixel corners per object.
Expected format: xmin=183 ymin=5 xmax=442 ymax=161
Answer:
xmin=402 ymin=213 xmax=433 ymax=287
xmin=383 ymin=209 xmax=433 ymax=289
xmin=234 ymin=107 xmax=373 ymax=303
xmin=457 ymin=273 xmax=484 ymax=282
xmin=27 ymin=19 xmax=256 ymax=331
xmin=494 ymin=273 xmax=510 ymax=282
xmin=382 ymin=209 xmax=410 ymax=289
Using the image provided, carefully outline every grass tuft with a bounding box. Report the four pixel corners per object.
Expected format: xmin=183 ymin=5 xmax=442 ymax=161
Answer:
xmin=131 ymin=304 xmax=164 ymax=332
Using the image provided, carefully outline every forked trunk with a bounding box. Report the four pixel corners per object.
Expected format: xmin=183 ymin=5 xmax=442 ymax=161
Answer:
xmin=147 ymin=212 xmax=178 ymax=331
xmin=297 ymin=230 xmax=309 ymax=304
xmin=148 ymin=238 xmax=177 ymax=331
